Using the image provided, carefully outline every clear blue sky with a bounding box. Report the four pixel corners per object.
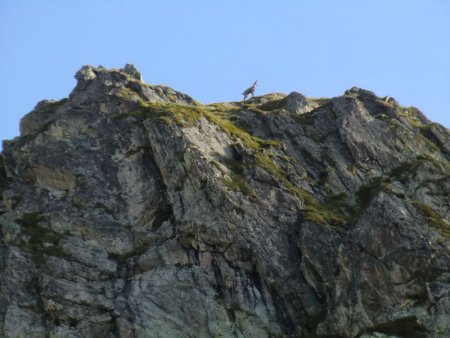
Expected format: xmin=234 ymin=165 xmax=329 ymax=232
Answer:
xmin=1 ymin=0 xmax=449 ymax=147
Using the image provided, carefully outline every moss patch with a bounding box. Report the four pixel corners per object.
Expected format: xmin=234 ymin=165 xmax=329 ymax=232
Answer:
xmin=325 ymin=192 xmax=355 ymax=218
xmin=132 ymin=101 xmax=205 ymax=126
xmin=399 ymin=107 xmax=426 ymax=128
xmin=118 ymin=100 xmax=282 ymax=151
xmin=418 ymin=124 xmax=448 ymax=154
xmin=36 ymin=98 xmax=69 ymax=115
xmin=219 ymin=158 xmax=256 ymax=197
xmin=310 ymin=97 xmax=332 ymax=106
xmin=221 ymin=176 xmax=255 ymax=197
xmin=389 ymin=157 xmax=449 ymax=185
xmin=119 ymin=87 xmax=140 ymax=100
xmin=300 ymin=191 xmax=349 ymax=228
xmin=204 ymin=110 xmax=262 ymax=149
xmin=413 ymin=201 xmax=450 ymax=240
xmin=254 ymin=153 xmax=348 ymax=227
xmin=258 ymin=99 xmax=285 ymax=112
xmin=389 ymin=160 xmax=422 ymax=184
xmin=201 ymin=104 xmax=282 ymax=149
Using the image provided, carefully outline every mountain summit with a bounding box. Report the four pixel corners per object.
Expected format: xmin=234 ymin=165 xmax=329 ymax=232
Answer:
xmin=1 ymin=65 xmax=449 ymax=338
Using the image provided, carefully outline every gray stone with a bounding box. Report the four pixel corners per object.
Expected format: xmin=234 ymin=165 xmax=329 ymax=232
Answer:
xmin=121 ymin=63 xmax=143 ymax=82
xmin=283 ymin=91 xmax=318 ymax=114
xmin=0 ymin=65 xmax=449 ymax=337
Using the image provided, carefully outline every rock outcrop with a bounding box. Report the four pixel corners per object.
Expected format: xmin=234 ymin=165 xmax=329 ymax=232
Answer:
xmin=1 ymin=65 xmax=449 ymax=338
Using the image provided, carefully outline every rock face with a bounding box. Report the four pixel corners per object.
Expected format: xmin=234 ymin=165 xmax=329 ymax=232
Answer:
xmin=1 ymin=65 xmax=449 ymax=338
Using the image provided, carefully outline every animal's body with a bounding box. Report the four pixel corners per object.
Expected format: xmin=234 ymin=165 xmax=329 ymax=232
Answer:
xmin=242 ymin=81 xmax=257 ymax=101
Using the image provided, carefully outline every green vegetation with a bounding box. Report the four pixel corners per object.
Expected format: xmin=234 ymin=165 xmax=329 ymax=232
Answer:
xmin=325 ymin=192 xmax=355 ymax=217
xmin=291 ymin=109 xmax=317 ymax=126
xmin=117 ymin=98 xmax=286 ymax=200
xmin=357 ymin=163 xmax=424 ymax=206
xmin=353 ymin=157 xmax=449 ymax=232
xmin=196 ymin=107 xmax=349 ymax=227
xmin=417 ymin=124 xmax=447 ymax=154
xmin=356 ymin=156 xmax=449 ymax=205
xmin=115 ymin=94 xmax=442 ymax=232
xmin=219 ymin=158 xmax=256 ymax=197
xmin=125 ymin=101 xmax=205 ymax=126
xmin=205 ymin=110 xmax=262 ymax=149
xmin=310 ymin=97 xmax=332 ymax=105
xmin=201 ymin=106 xmax=281 ymax=149
xmin=254 ymin=153 xmax=349 ymax=227
xmin=209 ymin=159 xmax=226 ymax=175
xmin=119 ymin=87 xmax=139 ymax=100
xmin=415 ymin=131 xmax=439 ymax=153
xmin=302 ymin=199 xmax=348 ymax=227
xmin=399 ymin=107 xmax=426 ymax=128
xmin=221 ymin=175 xmax=255 ymax=197
xmin=389 ymin=157 xmax=449 ymax=185
xmin=118 ymin=100 xmax=282 ymax=151
xmin=114 ymin=92 xmax=450 ymax=233
xmin=207 ymin=102 xmax=241 ymax=117
xmin=258 ymin=98 xmax=285 ymax=112
xmin=413 ymin=201 xmax=450 ymax=240
xmin=376 ymin=102 xmax=445 ymax=155
xmin=389 ymin=160 xmax=422 ymax=184
xmin=36 ymin=98 xmax=69 ymax=115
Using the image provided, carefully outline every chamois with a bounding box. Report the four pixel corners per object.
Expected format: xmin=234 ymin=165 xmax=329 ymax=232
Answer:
xmin=242 ymin=81 xmax=257 ymax=101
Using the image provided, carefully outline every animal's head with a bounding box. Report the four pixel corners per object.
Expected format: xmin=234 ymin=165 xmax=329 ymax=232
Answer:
xmin=253 ymin=81 xmax=258 ymax=87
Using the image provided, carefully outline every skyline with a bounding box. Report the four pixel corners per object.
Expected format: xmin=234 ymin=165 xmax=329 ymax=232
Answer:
xmin=1 ymin=0 xmax=449 ymax=148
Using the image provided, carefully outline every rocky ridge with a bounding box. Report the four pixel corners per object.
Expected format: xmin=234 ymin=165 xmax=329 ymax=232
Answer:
xmin=0 ymin=64 xmax=449 ymax=337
